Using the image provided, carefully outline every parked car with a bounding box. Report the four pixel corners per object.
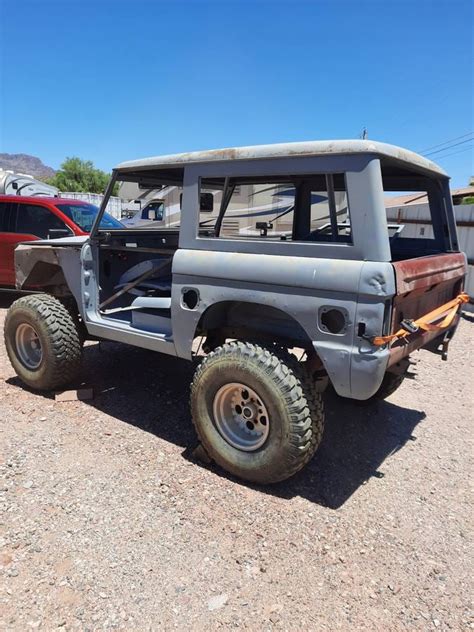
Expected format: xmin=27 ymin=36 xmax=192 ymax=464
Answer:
xmin=0 ymin=195 xmax=122 ymax=287
xmin=2 ymin=140 xmax=468 ymax=484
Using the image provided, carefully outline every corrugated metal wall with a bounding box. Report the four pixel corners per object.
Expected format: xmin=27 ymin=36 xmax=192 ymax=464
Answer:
xmin=386 ymin=203 xmax=474 ymax=300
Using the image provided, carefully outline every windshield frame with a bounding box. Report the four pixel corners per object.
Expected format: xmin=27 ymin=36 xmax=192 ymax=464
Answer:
xmin=90 ymin=172 xmax=119 ymax=237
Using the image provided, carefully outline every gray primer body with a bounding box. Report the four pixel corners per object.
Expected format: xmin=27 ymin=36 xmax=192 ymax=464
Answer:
xmin=13 ymin=140 xmax=454 ymax=399
xmin=171 ymin=251 xmax=395 ymax=398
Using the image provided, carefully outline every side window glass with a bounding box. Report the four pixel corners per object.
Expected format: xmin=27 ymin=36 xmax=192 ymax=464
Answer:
xmin=0 ymin=202 xmax=11 ymax=231
xmin=16 ymin=204 xmax=67 ymax=239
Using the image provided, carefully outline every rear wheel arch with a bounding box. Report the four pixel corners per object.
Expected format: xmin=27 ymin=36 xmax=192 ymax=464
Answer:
xmin=195 ymin=300 xmax=313 ymax=348
xmin=194 ymin=300 xmax=329 ymax=389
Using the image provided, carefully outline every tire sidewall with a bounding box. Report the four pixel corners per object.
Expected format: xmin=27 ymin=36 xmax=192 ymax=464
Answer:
xmin=5 ymin=303 xmax=59 ymax=389
xmin=192 ymin=354 xmax=301 ymax=483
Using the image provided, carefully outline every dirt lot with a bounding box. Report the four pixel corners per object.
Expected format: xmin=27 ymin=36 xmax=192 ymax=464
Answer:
xmin=0 ymin=292 xmax=473 ymax=631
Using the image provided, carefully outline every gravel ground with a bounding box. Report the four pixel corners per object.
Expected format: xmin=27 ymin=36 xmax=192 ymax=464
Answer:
xmin=0 ymin=292 xmax=473 ymax=631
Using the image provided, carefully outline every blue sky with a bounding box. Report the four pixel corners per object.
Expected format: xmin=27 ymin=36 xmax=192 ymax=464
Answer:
xmin=0 ymin=0 xmax=472 ymax=186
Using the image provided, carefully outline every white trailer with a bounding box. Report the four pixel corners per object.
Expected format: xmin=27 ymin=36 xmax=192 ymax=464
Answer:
xmin=118 ymin=181 xmax=349 ymax=235
xmin=59 ymin=191 xmax=123 ymax=220
xmin=0 ymin=169 xmax=58 ymax=197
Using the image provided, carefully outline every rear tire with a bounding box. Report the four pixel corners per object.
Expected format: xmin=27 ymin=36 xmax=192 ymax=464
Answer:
xmin=349 ymin=368 xmax=407 ymax=406
xmin=370 ymin=371 xmax=405 ymax=401
xmin=4 ymin=293 xmax=83 ymax=391
xmin=190 ymin=341 xmax=324 ymax=484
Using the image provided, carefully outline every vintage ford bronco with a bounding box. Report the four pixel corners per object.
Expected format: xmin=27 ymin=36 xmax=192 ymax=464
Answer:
xmin=3 ymin=140 xmax=468 ymax=483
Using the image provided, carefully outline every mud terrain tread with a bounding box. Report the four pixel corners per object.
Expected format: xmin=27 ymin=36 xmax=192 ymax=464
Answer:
xmin=4 ymin=293 xmax=82 ymax=390
xmin=191 ymin=341 xmax=324 ymax=483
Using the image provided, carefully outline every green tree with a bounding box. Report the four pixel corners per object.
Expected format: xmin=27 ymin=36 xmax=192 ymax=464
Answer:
xmin=47 ymin=157 xmax=118 ymax=195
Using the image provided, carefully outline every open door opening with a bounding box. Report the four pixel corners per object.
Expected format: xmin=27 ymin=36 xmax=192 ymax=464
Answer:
xmin=91 ymin=167 xmax=186 ymax=339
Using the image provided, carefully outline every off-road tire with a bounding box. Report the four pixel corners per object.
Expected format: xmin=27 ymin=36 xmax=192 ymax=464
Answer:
xmin=371 ymin=371 xmax=405 ymax=400
xmin=348 ymin=369 xmax=406 ymax=406
xmin=62 ymin=298 xmax=88 ymax=345
xmin=4 ymin=293 xmax=83 ymax=391
xmin=190 ymin=341 xmax=324 ymax=484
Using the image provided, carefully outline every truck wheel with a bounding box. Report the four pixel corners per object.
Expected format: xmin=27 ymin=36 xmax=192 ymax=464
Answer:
xmin=371 ymin=371 xmax=405 ymax=401
xmin=190 ymin=341 xmax=324 ymax=484
xmin=4 ymin=293 xmax=82 ymax=391
xmin=348 ymin=369 xmax=406 ymax=406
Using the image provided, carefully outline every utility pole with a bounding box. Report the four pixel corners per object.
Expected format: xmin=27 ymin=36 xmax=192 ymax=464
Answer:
xmin=361 ymin=127 xmax=368 ymax=140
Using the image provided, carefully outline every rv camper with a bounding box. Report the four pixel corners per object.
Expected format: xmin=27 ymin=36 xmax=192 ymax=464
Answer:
xmin=0 ymin=169 xmax=59 ymax=197
xmin=119 ymin=180 xmax=349 ymax=237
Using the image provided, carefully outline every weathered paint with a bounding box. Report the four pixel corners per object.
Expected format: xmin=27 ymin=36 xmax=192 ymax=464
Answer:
xmin=392 ymin=252 xmax=466 ymax=295
xmin=15 ymin=241 xmax=84 ymax=305
xmin=116 ymin=139 xmax=447 ymax=178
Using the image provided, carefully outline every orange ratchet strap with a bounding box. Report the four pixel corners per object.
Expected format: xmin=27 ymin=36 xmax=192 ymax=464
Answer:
xmin=372 ymin=292 xmax=469 ymax=347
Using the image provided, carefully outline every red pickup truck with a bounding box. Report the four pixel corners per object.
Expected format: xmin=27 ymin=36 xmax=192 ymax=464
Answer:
xmin=0 ymin=195 xmax=122 ymax=287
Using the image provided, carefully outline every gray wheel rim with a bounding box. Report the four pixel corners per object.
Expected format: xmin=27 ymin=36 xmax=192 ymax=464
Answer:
xmin=212 ymin=382 xmax=270 ymax=452
xmin=15 ymin=323 xmax=43 ymax=370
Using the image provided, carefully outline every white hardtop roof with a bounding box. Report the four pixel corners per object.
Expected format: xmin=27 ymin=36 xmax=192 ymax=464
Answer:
xmin=115 ymin=139 xmax=447 ymax=177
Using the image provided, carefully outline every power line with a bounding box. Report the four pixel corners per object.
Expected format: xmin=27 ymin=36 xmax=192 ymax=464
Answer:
xmin=424 ymin=137 xmax=474 ymax=157
xmin=417 ymin=131 xmax=473 ymax=154
xmin=431 ymin=145 xmax=473 ymax=160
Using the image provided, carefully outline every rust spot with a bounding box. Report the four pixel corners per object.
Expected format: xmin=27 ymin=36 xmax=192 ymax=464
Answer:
xmin=393 ymin=253 xmax=466 ymax=295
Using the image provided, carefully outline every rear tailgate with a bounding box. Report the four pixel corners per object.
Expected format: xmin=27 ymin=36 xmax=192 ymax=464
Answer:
xmin=388 ymin=252 xmax=466 ymax=363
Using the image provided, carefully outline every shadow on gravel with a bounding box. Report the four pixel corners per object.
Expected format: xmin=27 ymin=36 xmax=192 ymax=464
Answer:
xmin=6 ymin=340 xmax=426 ymax=509
xmin=461 ymin=309 xmax=474 ymax=323
xmin=269 ymin=390 xmax=425 ymax=508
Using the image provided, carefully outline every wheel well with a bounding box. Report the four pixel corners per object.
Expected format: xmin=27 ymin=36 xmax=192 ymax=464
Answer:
xmin=19 ymin=261 xmax=72 ymax=298
xmin=196 ymin=300 xmax=313 ymax=349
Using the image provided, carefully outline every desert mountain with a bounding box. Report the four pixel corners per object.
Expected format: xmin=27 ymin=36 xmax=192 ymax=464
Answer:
xmin=0 ymin=153 xmax=56 ymax=179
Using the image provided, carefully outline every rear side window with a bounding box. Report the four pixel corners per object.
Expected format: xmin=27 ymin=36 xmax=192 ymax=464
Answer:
xmin=198 ymin=173 xmax=352 ymax=243
xmin=15 ymin=204 xmax=68 ymax=239
xmin=384 ymin=190 xmax=434 ymax=239
xmin=0 ymin=202 xmax=12 ymax=231
xmin=219 ymin=182 xmax=296 ymax=239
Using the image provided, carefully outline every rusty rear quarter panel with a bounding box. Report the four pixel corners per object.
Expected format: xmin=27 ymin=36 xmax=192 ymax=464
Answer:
xmin=387 ymin=252 xmax=466 ymax=366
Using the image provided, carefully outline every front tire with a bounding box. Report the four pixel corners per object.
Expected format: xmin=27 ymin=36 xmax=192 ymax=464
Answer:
xmin=4 ymin=294 xmax=83 ymax=391
xmin=190 ymin=341 xmax=324 ymax=484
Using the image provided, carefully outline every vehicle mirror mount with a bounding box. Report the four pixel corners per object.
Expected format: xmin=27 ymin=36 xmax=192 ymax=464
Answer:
xmin=256 ymin=222 xmax=273 ymax=237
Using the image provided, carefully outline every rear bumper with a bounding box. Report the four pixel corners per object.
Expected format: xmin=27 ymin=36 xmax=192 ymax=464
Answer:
xmin=387 ymin=313 xmax=461 ymax=366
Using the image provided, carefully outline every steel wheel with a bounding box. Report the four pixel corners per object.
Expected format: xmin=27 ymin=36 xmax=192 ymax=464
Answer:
xmin=15 ymin=323 xmax=43 ymax=370
xmin=212 ymin=382 xmax=270 ymax=451
xmin=191 ymin=342 xmax=325 ymax=483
